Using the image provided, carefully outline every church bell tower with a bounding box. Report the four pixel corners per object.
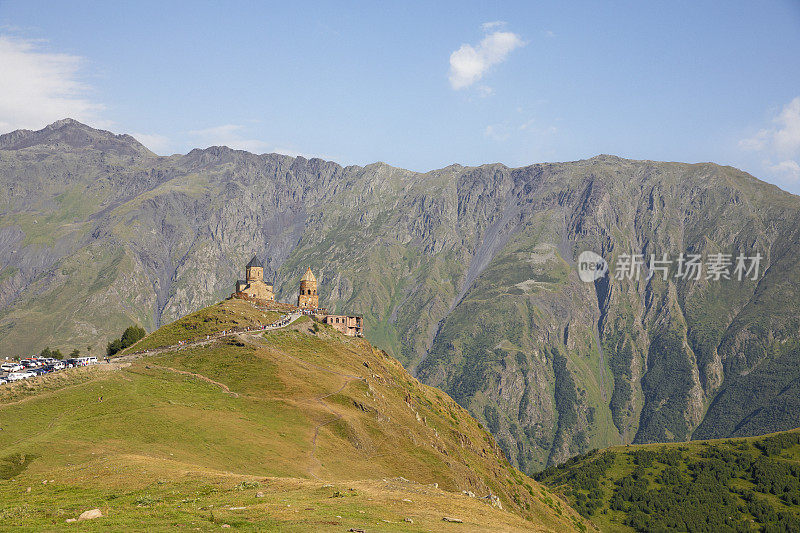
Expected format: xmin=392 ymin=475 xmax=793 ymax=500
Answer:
xmin=297 ymin=267 xmax=318 ymax=309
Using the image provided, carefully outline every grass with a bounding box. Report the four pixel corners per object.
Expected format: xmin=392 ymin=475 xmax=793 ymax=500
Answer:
xmin=0 ymin=470 xmax=558 ymax=532
xmin=124 ymin=299 xmax=281 ymax=352
xmin=0 ymin=299 xmax=590 ymax=532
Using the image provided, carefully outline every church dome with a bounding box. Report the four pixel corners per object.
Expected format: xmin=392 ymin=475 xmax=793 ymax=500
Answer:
xmin=246 ymin=255 xmax=263 ymax=268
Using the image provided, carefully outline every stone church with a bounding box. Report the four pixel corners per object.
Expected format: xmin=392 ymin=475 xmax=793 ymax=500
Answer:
xmin=233 ymin=256 xmax=363 ymax=337
xmin=235 ymin=256 xmax=275 ymax=301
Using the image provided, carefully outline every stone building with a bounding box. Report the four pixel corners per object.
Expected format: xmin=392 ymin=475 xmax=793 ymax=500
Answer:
xmin=297 ymin=267 xmax=319 ymax=309
xmin=235 ymin=256 xmax=274 ymax=301
xmin=233 ymin=258 xmax=364 ymax=337
xmin=323 ymin=315 xmax=363 ymax=337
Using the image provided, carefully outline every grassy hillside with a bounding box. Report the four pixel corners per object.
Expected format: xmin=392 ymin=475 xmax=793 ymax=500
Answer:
xmin=124 ymin=299 xmax=282 ymax=352
xmin=0 ymin=299 xmax=588 ymax=531
xmin=534 ymin=429 xmax=800 ymax=532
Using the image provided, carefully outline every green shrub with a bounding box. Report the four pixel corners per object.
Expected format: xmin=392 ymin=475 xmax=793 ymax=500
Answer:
xmin=107 ymin=325 xmax=146 ymax=355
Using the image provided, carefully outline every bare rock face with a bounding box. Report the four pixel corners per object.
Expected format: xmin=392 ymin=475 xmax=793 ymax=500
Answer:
xmin=2 ymin=120 xmax=800 ymax=471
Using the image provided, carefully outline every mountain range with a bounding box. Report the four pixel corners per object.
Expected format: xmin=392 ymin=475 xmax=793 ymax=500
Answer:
xmin=2 ymin=119 xmax=799 ymax=472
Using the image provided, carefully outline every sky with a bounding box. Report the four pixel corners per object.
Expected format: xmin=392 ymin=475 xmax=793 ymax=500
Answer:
xmin=1 ymin=1 xmax=799 ymax=193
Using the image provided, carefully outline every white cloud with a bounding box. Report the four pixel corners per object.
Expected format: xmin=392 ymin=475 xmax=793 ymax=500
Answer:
xmin=740 ymin=97 xmax=800 ymax=184
xmin=477 ymin=85 xmax=494 ymax=98
xmin=738 ymin=129 xmax=768 ymax=151
xmin=773 ymin=97 xmax=800 ymax=157
xmin=0 ymin=35 xmax=106 ymax=132
xmin=768 ymin=160 xmax=800 ymax=182
xmin=131 ymin=132 xmax=172 ymax=154
xmin=481 ymin=21 xmax=506 ymax=31
xmin=448 ymin=26 xmax=525 ymax=90
xmin=741 ymin=98 xmax=800 ymax=157
xmin=484 ymin=123 xmax=510 ymax=142
xmin=485 ymin=117 xmax=558 ymax=144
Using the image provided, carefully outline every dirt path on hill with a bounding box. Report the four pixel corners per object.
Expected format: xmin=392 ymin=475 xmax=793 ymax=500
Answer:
xmin=4 ymin=311 xmax=358 ymax=478
xmin=307 ymin=377 xmax=359 ymax=479
xmin=97 ymin=313 xmax=309 ymax=409
xmin=125 ymin=324 xmax=367 ymax=479
xmin=113 ymin=339 xmax=216 ymax=363
xmin=117 ymin=312 xmax=303 ymax=361
xmin=145 ymin=364 xmax=239 ymax=398
xmin=238 ymin=331 xmax=367 ymax=479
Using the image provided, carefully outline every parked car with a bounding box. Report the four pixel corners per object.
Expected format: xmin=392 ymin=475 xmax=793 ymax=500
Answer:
xmin=1 ymin=363 xmax=23 ymax=372
xmin=7 ymin=371 xmax=35 ymax=381
xmin=0 ymin=378 xmax=7 ymax=385
xmin=53 ymin=361 xmax=65 ymax=370
xmin=71 ymin=357 xmax=98 ymax=367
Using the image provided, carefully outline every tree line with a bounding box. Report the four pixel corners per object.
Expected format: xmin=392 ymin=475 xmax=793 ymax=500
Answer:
xmin=106 ymin=326 xmax=146 ymax=356
xmin=535 ymin=432 xmax=800 ymax=532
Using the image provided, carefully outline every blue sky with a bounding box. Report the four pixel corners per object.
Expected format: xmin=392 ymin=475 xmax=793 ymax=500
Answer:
xmin=1 ymin=1 xmax=799 ymax=192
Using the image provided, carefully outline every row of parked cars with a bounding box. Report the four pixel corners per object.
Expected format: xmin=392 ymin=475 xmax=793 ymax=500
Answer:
xmin=0 ymin=356 xmax=99 ymax=384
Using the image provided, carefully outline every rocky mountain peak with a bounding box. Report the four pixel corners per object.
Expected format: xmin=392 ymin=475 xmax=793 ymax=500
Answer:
xmin=0 ymin=118 xmax=153 ymax=158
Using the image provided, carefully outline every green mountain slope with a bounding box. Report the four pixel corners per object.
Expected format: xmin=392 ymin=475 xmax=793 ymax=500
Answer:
xmin=534 ymin=429 xmax=800 ymax=532
xmin=0 ymin=299 xmax=588 ymax=532
xmin=2 ymin=120 xmax=800 ymax=472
